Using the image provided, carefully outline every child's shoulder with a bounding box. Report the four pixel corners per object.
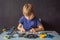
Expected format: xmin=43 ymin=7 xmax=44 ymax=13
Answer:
xmin=20 ymin=16 xmax=25 ymax=19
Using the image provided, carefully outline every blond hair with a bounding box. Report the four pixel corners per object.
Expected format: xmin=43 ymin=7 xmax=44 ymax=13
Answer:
xmin=23 ymin=3 xmax=34 ymax=13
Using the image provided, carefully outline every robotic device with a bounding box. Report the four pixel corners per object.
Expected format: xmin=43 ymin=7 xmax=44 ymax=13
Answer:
xmin=17 ymin=32 xmax=39 ymax=39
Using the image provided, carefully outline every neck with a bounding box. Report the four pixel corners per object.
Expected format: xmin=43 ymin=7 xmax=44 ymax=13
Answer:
xmin=24 ymin=13 xmax=34 ymax=20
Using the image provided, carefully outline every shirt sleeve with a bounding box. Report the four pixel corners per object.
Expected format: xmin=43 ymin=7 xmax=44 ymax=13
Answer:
xmin=36 ymin=18 xmax=41 ymax=27
xmin=18 ymin=16 xmax=24 ymax=24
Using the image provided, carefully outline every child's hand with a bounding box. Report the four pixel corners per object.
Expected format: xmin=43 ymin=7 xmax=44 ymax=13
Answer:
xmin=30 ymin=28 xmax=36 ymax=33
xmin=20 ymin=28 xmax=26 ymax=32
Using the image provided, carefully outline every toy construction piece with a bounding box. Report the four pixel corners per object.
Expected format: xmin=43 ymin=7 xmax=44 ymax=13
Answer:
xmin=4 ymin=35 xmax=15 ymax=40
xmin=2 ymin=28 xmax=6 ymax=32
xmin=4 ymin=35 xmax=10 ymax=40
xmin=39 ymin=33 xmax=47 ymax=38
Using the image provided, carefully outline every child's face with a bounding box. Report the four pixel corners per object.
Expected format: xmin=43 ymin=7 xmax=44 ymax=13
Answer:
xmin=23 ymin=6 xmax=29 ymax=16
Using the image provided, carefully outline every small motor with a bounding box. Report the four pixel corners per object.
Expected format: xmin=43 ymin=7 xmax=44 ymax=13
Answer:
xmin=24 ymin=34 xmax=39 ymax=39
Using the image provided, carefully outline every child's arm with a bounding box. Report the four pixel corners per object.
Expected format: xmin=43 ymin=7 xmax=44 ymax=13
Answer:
xmin=30 ymin=24 xmax=44 ymax=32
xmin=17 ymin=23 xmax=26 ymax=32
xmin=34 ymin=24 xmax=44 ymax=32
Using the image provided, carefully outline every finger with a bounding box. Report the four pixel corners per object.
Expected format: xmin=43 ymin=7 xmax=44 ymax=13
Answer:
xmin=30 ymin=30 xmax=33 ymax=33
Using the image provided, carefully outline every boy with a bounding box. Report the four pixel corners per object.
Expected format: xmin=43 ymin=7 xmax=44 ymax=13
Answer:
xmin=17 ymin=3 xmax=44 ymax=33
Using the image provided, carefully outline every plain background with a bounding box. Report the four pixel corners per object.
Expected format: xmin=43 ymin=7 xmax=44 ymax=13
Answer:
xmin=0 ymin=0 xmax=60 ymax=34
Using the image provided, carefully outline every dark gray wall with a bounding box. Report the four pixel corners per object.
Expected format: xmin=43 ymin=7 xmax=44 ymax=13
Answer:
xmin=0 ymin=0 xmax=19 ymax=28
xmin=0 ymin=0 xmax=60 ymax=34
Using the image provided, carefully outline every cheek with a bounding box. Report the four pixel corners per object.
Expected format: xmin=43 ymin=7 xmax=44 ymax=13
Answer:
xmin=23 ymin=9 xmax=27 ymax=13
